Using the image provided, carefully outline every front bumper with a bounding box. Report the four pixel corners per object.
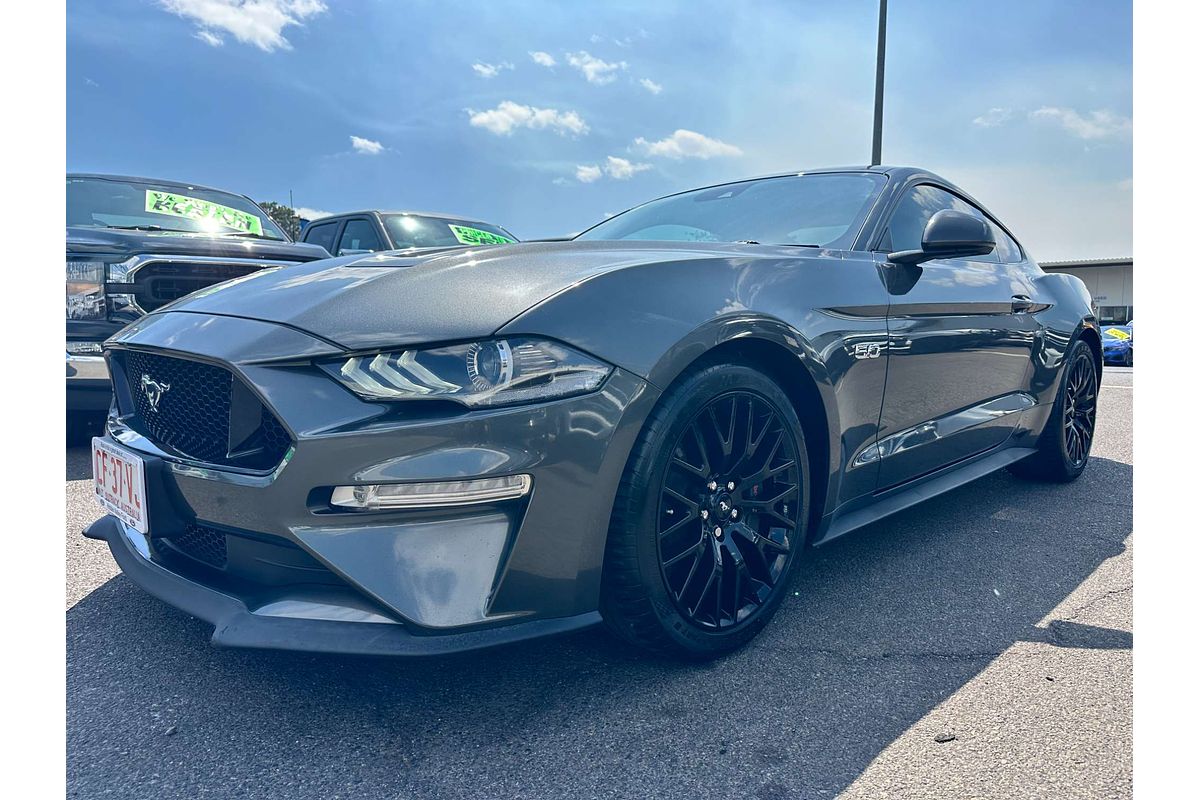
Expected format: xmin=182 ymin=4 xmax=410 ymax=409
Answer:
xmin=1102 ymin=347 xmax=1130 ymax=363
xmin=66 ymin=352 xmax=111 ymax=412
xmin=91 ymin=311 xmax=658 ymax=655
xmin=85 ymin=515 xmax=601 ymax=656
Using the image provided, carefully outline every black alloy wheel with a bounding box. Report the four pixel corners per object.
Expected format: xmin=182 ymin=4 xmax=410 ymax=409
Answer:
xmin=1062 ymin=349 xmax=1098 ymax=467
xmin=656 ymin=392 xmax=801 ymax=630
xmin=600 ymin=362 xmax=810 ymax=658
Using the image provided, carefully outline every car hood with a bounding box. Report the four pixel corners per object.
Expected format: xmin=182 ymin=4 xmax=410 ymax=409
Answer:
xmin=160 ymin=240 xmax=761 ymax=350
xmin=66 ymin=226 xmax=331 ymax=262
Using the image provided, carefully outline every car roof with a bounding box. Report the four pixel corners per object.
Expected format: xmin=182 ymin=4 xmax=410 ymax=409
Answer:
xmin=67 ymin=172 xmax=247 ymax=199
xmin=308 ymin=210 xmax=505 ymax=227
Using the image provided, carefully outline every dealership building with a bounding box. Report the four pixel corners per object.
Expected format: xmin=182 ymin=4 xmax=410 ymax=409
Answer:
xmin=1041 ymin=258 xmax=1133 ymax=325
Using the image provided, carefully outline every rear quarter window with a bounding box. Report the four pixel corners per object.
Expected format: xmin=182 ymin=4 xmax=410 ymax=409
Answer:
xmin=303 ymin=221 xmax=339 ymax=254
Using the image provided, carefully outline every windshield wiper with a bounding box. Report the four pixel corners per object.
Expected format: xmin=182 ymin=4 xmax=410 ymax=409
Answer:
xmin=732 ymin=240 xmax=821 ymax=248
xmin=104 ymin=224 xmax=174 ymax=232
xmin=224 ymin=231 xmax=285 ymax=241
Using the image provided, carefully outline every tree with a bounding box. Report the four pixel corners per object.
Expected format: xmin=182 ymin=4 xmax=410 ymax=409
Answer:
xmin=258 ymin=201 xmax=301 ymax=240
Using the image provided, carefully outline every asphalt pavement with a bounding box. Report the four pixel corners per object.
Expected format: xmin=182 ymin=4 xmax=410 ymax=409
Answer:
xmin=66 ymin=367 xmax=1133 ymax=799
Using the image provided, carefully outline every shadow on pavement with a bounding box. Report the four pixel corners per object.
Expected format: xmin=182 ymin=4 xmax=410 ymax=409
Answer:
xmin=67 ymin=457 xmax=1131 ymax=799
xmin=67 ymin=446 xmax=93 ymax=482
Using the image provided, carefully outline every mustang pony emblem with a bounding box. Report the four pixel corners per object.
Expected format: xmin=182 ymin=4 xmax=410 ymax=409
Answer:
xmin=140 ymin=374 xmax=171 ymax=412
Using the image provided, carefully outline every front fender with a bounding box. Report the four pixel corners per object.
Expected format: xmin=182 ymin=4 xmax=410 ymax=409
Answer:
xmin=499 ymin=251 xmax=893 ymax=516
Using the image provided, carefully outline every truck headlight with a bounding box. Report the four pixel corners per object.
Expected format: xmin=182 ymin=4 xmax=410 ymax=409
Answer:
xmin=323 ymin=337 xmax=612 ymax=407
xmin=66 ymin=260 xmax=106 ymax=320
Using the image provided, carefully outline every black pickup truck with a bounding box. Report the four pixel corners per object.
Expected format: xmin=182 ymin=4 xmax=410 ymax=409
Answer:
xmin=67 ymin=174 xmax=330 ymax=442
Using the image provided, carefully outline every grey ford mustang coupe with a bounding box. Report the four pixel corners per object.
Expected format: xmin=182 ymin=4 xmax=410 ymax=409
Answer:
xmin=86 ymin=166 xmax=1100 ymax=658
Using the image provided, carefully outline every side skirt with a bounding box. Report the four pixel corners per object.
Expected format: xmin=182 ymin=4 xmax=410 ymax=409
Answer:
xmin=812 ymin=446 xmax=1037 ymax=547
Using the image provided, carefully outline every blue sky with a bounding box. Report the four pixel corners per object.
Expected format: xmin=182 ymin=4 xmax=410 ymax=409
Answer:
xmin=66 ymin=0 xmax=1131 ymax=259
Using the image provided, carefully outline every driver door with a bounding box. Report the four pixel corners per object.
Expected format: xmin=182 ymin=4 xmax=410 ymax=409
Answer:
xmin=875 ymin=184 xmax=1040 ymax=489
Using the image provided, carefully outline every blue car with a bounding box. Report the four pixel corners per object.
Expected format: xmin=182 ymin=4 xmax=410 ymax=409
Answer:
xmin=1102 ymin=325 xmax=1133 ymax=366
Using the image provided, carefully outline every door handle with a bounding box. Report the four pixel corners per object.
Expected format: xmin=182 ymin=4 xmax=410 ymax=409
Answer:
xmin=1011 ymin=294 xmax=1034 ymax=313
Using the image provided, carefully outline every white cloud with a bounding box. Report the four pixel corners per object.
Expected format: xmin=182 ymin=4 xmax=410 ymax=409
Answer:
xmin=472 ymin=61 xmax=513 ymax=79
xmin=529 ymin=51 xmax=556 ymax=67
xmin=1118 ymin=177 xmax=1132 ymax=191
xmin=194 ymin=28 xmax=224 ymax=46
xmin=575 ymin=165 xmax=603 ymax=183
xmin=468 ymin=100 xmax=589 ymax=136
xmin=294 ymin=206 xmax=332 ymax=220
xmin=1030 ymin=107 xmax=1132 ymax=140
xmin=634 ymin=129 xmax=743 ymax=160
xmin=589 ymin=34 xmax=603 ymax=44
xmin=972 ymin=107 xmax=1012 ymax=128
xmin=84 ymin=77 xmax=100 ymax=87
xmin=350 ymin=135 xmax=384 ymax=155
xmin=573 ymin=156 xmax=653 ymax=185
xmin=159 ymin=0 xmax=327 ymax=52
xmin=566 ymin=51 xmax=627 ymax=85
xmin=604 ymin=156 xmax=651 ymax=180
xmin=639 ymin=78 xmax=663 ymax=95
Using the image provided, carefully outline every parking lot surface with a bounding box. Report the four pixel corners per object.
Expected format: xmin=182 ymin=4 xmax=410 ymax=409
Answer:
xmin=66 ymin=368 xmax=1132 ymax=799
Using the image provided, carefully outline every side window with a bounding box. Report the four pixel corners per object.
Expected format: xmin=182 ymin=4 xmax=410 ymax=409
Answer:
xmin=885 ymin=184 xmax=998 ymax=262
xmin=992 ymin=227 xmax=1023 ymax=263
xmin=337 ymin=219 xmax=384 ymax=255
xmin=303 ymin=221 xmax=338 ymax=254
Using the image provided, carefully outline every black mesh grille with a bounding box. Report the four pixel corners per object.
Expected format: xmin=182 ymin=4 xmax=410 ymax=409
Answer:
xmin=133 ymin=261 xmax=265 ymax=312
xmin=114 ymin=350 xmax=291 ymax=470
xmin=169 ymin=523 xmax=227 ymax=568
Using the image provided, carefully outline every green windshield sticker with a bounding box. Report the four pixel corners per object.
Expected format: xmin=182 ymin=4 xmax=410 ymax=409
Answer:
xmin=448 ymin=224 xmax=515 ymax=246
xmin=144 ymin=190 xmax=263 ymax=235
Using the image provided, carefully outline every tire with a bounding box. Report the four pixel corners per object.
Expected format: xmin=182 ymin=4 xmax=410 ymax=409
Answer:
xmin=600 ymin=362 xmax=810 ymax=659
xmin=1124 ymin=349 xmax=1132 ymax=367
xmin=1009 ymin=338 xmax=1098 ymax=483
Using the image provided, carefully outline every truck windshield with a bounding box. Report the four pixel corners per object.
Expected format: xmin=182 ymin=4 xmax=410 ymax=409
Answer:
xmin=575 ymin=173 xmax=885 ymax=248
xmin=382 ymin=214 xmax=518 ymax=249
xmin=67 ymin=176 xmax=288 ymax=240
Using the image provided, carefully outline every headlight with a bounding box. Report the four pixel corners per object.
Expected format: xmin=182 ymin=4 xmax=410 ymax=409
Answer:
xmin=323 ymin=337 xmax=612 ymax=407
xmin=66 ymin=260 xmax=106 ymax=320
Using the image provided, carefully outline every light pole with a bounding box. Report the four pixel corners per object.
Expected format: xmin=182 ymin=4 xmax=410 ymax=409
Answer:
xmin=871 ymin=0 xmax=887 ymax=166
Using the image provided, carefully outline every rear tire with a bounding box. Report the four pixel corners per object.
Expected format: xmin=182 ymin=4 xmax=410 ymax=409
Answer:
xmin=600 ymin=363 xmax=810 ymax=659
xmin=1009 ymin=338 xmax=1098 ymax=483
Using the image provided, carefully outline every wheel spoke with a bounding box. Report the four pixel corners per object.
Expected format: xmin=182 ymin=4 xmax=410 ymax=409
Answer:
xmin=658 ymin=510 xmax=697 ymax=540
xmin=671 ymin=454 xmax=708 ymax=480
xmin=664 ymin=538 xmax=704 ymax=567
xmin=676 ymin=545 xmax=705 ymax=599
xmin=663 ymin=486 xmax=698 ymax=513
xmin=691 ymin=561 xmax=719 ymax=617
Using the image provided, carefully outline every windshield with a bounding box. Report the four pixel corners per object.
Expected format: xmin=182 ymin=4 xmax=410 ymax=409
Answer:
xmin=66 ymin=176 xmax=288 ymax=240
xmin=382 ymin=214 xmax=518 ymax=249
xmin=576 ymin=173 xmax=885 ymax=247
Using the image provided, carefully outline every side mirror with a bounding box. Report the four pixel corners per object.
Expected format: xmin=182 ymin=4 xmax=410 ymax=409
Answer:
xmin=888 ymin=209 xmax=996 ymax=265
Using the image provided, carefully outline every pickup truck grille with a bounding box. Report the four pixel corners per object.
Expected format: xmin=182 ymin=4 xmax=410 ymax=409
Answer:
xmin=110 ymin=349 xmax=292 ymax=471
xmin=131 ymin=260 xmax=268 ymax=312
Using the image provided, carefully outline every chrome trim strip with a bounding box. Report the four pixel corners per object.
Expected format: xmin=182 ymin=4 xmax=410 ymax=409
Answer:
xmin=111 ymin=253 xmax=301 ymax=282
xmin=109 ymin=254 xmax=301 ymax=315
xmin=106 ymin=416 xmax=294 ymax=487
